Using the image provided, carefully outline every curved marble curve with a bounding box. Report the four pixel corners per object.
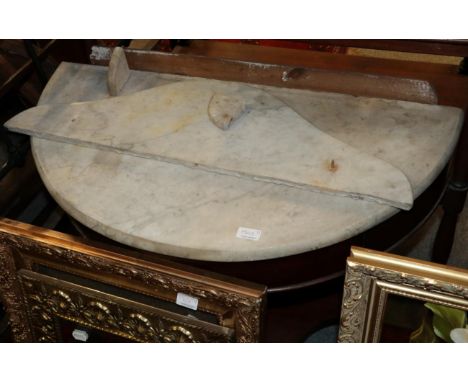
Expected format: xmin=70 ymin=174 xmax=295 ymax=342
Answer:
xmin=27 ymin=63 xmax=462 ymax=262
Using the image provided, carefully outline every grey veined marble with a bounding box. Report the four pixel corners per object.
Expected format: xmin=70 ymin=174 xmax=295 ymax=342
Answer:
xmin=7 ymin=79 xmax=413 ymax=209
xmin=22 ymin=63 xmax=464 ymax=261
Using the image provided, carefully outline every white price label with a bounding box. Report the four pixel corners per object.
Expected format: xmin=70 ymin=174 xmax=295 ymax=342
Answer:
xmin=176 ymin=292 xmax=199 ymax=311
xmin=72 ymin=329 xmax=89 ymax=342
xmin=236 ymin=227 xmax=262 ymax=241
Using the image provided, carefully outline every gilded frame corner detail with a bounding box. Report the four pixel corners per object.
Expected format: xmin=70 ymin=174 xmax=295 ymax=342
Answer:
xmin=337 ymin=247 xmax=468 ymax=343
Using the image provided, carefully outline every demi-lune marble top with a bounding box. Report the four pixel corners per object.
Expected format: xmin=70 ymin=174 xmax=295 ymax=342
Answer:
xmin=29 ymin=62 xmax=463 ymax=262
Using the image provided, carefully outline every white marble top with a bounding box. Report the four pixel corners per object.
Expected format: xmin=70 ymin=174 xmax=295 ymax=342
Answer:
xmin=9 ymin=79 xmax=413 ymax=210
xmin=30 ymin=62 xmax=463 ymax=262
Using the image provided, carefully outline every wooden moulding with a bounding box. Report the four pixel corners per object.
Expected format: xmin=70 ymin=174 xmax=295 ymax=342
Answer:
xmin=0 ymin=218 xmax=266 ymax=342
xmin=164 ymin=40 xmax=468 ymax=108
xmin=173 ymin=40 xmax=461 ymax=76
xmin=107 ymin=46 xmax=130 ymax=96
xmin=90 ymin=45 xmax=438 ymax=105
xmin=298 ymin=39 xmax=468 ymax=58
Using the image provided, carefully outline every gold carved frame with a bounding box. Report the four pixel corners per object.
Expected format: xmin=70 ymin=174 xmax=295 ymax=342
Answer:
xmin=338 ymin=246 xmax=468 ymax=342
xmin=0 ymin=218 xmax=266 ymax=342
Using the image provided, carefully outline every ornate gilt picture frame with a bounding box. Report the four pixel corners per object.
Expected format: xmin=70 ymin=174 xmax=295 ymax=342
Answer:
xmin=0 ymin=218 xmax=266 ymax=342
xmin=338 ymin=246 xmax=468 ymax=343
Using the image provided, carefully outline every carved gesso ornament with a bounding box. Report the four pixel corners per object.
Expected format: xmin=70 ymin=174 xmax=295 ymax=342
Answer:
xmin=0 ymin=227 xmax=264 ymax=342
xmin=338 ymin=260 xmax=468 ymax=343
xmin=20 ymin=273 xmax=232 ymax=342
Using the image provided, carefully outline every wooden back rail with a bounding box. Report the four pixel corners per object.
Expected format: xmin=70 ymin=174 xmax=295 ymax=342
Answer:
xmin=90 ymin=43 xmax=468 ymax=107
xmin=91 ymin=45 xmax=439 ymax=104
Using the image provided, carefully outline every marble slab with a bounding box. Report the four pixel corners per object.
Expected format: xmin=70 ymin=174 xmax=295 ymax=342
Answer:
xmin=28 ymin=62 xmax=463 ymax=261
xmin=7 ymin=79 xmax=413 ymax=209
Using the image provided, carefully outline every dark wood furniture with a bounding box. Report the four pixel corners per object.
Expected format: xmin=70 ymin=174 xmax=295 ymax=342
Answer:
xmin=114 ymin=39 xmax=468 ymax=266
xmin=0 ymin=219 xmax=265 ymax=342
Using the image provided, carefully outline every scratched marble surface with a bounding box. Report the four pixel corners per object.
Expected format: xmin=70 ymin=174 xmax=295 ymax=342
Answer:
xmin=8 ymin=79 xmax=413 ymax=209
xmin=30 ymin=62 xmax=463 ymax=261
